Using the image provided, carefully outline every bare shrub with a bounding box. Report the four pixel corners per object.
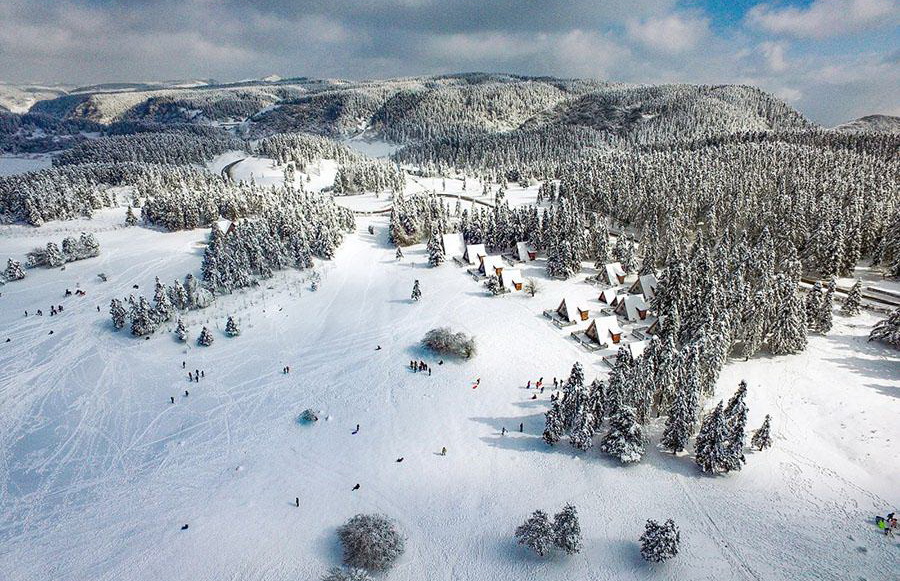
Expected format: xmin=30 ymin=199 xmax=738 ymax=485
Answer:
xmin=337 ymin=514 xmax=405 ymax=572
xmin=421 ymin=327 xmax=477 ymax=358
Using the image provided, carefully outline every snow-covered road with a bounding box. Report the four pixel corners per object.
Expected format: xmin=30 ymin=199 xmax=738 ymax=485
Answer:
xmin=0 ymin=211 xmax=897 ymax=580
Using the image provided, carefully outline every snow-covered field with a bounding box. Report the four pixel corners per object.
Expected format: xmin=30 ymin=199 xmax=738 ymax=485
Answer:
xmin=0 ymin=204 xmax=897 ymax=581
xmin=0 ymin=154 xmax=52 ymax=176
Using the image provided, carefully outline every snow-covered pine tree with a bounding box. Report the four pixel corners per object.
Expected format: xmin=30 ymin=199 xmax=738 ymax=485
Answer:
xmin=175 ymin=319 xmax=188 ymax=342
xmin=4 ymin=258 xmax=25 ymax=281
xmin=225 ymin=316 xmax=240 ymax=337
xmin=45 ymin=242 xmax=65 ymax=267
xmin=79 ymin=232 xmax=100 ymax=258
xmin=622 ymin=236 xmax=638 ymax=274
xmin=125 ymin=206 xmax=138 ymax=227
xmin=427 ymin=229 xmax=445 ymax=267
xmin=694 ymin=401 xmax=732 ymax=474
xmin=769 ymin=261 xmax=807 ymax=355
xmin=600 ymin=405 xmax=645 ymax=464
xmin=569 ymin=400 xmax=596 ymax=452
xmin=411 ymin=280 xmax=421 ymax=302
xmin=868 ymin=307 xmax=900 ymax=348
xmin=130 ymin=296 xmax=157 ymax=337
xmin=152 ymin=277 xmax=174 ymax=323
xmin=841 ymin=280 xmax=862 ymax=316
xmin=660 ymin=348 xmax=700 ymax=454
xmin=484 ymin=274 xmax=504 ymax=295
xmin=515 ymin=510 xmax=554 ymax=557
xmin=804 ymin=281 xmax=823 ymax=333
xmin=552 ymin=504 xmax=582 ymax=555
xmin=109 ymin=298 xmax=126 ymax=330
xmin=169 ymin=279 xmax=189 ymax=311
xmin=197 ymin=326 xmax=214 ymax=346
xmin=542 ymin=400 xmax=565 ymax=446
xmin=640 ymin=519 xmax=680 ymax=562
xmin=723 ymin=381 xmax=749 ymax=471
xmin=751 ymin=414 xmax=772 ymax=450
xmin=62 ymin=236 xmax=79 ymax=262
xmin=818 ymin=279 xmax=835 ymax=333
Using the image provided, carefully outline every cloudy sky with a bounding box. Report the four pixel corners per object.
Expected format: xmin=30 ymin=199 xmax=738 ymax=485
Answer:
xmin=0 ymin=0 xmax=897 ymax=125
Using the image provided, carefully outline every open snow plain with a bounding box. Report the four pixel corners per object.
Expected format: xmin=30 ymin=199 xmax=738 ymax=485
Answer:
xmin=0 ymin=204 xmax=898 ymax=581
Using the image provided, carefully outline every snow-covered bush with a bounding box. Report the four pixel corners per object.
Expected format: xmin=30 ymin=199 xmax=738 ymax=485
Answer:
xmin=174 ymin=319 xmax=188 ymax=342
xmin=337 ymin=514 xmax=405 ymax=572
xmin=4 ymin=258 xmax=25 ymax=282
xmin=321 ymin=567 xmax=371 ymax=581
xmin=421 ymin=327 xmax=476 ymax=359
xmin=869 ymin=308 xmax=900 ymax=348
xmin=484 ymin=274 xmax=505 ymax=295
xmin=640 ymin=519 xmax=680 ymax=562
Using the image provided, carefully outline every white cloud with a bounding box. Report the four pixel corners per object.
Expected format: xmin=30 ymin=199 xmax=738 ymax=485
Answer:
xmin=759 ymin=41 xmax=789 ymax=72
xmin=626 ymin=13 xmax=710 ymax=53
xmin=747 ymin=0 xmax=898 ymax=39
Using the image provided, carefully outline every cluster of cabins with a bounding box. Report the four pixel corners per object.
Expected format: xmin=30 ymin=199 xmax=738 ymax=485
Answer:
xmin=442 ymin=233 xmax=535 ymax=294
xmin=439 ymin=232 xmax=657 ymax=366
xmin=545 ymin=261 xmax=659 ymax=364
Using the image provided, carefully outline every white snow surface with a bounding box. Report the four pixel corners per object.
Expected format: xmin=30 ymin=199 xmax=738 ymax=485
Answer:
xmin=0 ymin=209 xmax=897 ymax=581
xmin=0 ymin=154 xmax=52 ymax=176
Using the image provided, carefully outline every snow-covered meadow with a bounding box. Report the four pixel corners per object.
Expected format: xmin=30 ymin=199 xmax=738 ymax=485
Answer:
xmin=0 ymin=192 xmax=897 ymax=581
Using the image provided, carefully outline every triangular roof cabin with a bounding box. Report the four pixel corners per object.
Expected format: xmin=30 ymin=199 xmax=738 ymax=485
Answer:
xmin=442 ymin=232 xmax=466 ymax=259
xmin=615 ymin=293 xmax=650 ymax=321
xmin=480 ymin=255 xmax=505 ymax=276
xmin=598 ymin=287 xmax=624 ymax=305
xmin=604 ymin=262 xmax=626 ymax=286
xmin=629 ymin=273 xmax=659 ymax=301
xmin=557 ymin=297 xmax=590 ymax=322
xmin=516 ymin=241 xmax=535 ymax=261
xmin=464 ymin=243 xmax=487 ymax=265
xmin=500 ymin=268 xmax=524 ymax=291
xmin=585 ymin=315 xmax=624 ymax=346
xmin=214 ymin=219 xmax=235 ymax=236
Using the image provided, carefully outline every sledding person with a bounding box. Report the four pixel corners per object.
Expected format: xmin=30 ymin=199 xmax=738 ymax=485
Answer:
xmin=440 ymin=447 xmax=447 ymax=456
xmin=375 ymin=345 xmax=382 ymax=350
xmin=65 ymin=289 xmax=72 ymax=297
xmin=352 ymin=424 xmax=360 ymax=434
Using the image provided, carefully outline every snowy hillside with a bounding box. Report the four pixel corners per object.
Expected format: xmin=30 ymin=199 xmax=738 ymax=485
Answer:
xmin=0 ymin=202 xmax=897 ymax=581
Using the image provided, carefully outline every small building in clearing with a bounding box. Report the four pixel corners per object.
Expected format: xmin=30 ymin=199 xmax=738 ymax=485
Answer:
xmin=604 ymin=262 xmax=626 ymax=286
xmin=630 ymin=273 xmax=658 ymax=301
xmin=627 ymin=340 xmax=648 ymax=359
xmin=598 ymin=287 xmax=625 ymax=305
xmin=557 ymin=297 xmax=590 ymax=322
xmin=500 ymin=268 xmax=524 ymax=291
xmin=214 ymin=219 xmax=236 ymax=237
xmin=442 ymin=232 xmax=466 ymax=259
xmin=616 ymin=293 xmax=650 ymax=321
xmin=585 ymin=315 xmax=624 ymax=347
xmin=480 ymin=255 xmax=505 ymax=277
xmin=464 ymin=243 xmax=487 ymax=265
xmin=516 ymin=241 xmax=536 ymax=261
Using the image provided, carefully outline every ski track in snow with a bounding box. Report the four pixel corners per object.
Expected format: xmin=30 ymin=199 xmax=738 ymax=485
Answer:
xmin=0 ymin=206 xmax=897 ymax=581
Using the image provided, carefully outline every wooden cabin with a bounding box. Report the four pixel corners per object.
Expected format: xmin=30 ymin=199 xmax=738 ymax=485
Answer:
xmin=598 ymin=287 xmax=623 ymax=305
xmin=558 ymin=297 xmax=590 ymax=322
xmin=585 ymin=315 xmax=624 ymax=346
xmin=501 ymin=268 xmax=524 ymax=292
xmin=629 ymin=273 xmax=659 ymax=301
xmin=615 ymin=294 xmax=650 ymax=321
xmin=464 ymin=243 xmax=487 ymax=266
xmin=604 ymin=262 xmax=626 ymax=286
xmin=442 ymin=232 xmax=466 ymax=260
xmin=480 ymin=255 xmax=505 ymax=277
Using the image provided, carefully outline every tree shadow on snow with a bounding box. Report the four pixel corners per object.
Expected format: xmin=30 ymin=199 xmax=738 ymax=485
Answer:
xmin=311 ymin=526 xmax=344 ymax=568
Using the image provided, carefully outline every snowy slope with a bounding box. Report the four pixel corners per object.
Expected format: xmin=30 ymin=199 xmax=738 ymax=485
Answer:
xmin=0 ymin=203 xmax=897 ymax=580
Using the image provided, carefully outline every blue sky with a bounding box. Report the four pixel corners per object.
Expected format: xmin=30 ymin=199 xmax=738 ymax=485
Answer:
xmin=0 ymin=0 xmax=897 ymax=124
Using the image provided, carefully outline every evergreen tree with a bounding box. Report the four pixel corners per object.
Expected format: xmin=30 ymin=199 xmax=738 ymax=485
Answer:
xmin=45 ymin=242 xmax=65 ymax=267
xmin=197 ymin=326 xmax=214 ymax=346
xmin=552 ymin=504 xmax=582 ymax=555
xmin=515 ymin=510 xmax=554 ymax=557
xmin=694 ymin=402 xmax=732 ymax=474
xmin=869 ymin=307 xmax=900 ymax=348
xmin=751 ymin=414 xmax=773 ymax=450
xmin=79 ymin=232 xmax=100 ymax=258
xmin=109 ymin=298 xmax=126 ymax=330
xmin=804 ymin=281 xmax=823 ymax=333
xmin=4 ymin=258 xmax=25 ymax=281
xmin=411 ymin=280 xmax=421 ymax=302
xmin=769 ymin=261 xmax=807 ymax=355
xmin=640 ymin=519 xmax=680 ymax=562
xmin=153 ymin=277 xmax=174 ymax=323
xmin=723 ymin=381 xmax=749 ymax=471
xmin=819 ymin=279 xmax=835 ymax=333
xmin=130 ymin=296 xmax=157 ymax=337
xmin=125 ymin=206 xmax=138 ymax=226
xmin=175 ymin=319 xmax=188 ymax=342
xmin=841 ymin=280 xmax=862 ymax=316
xmin=660 ymin=351 xmax=700 ymax=455
xmin=225 ymin=316 xmax=240 ymax=337
xmin=427 ymin=229 xmax=445 ymax=267
xmin=542 ymin=400 xmax=565 ymax=446
xmin=600 ymin=405 xmax=645 ymax=464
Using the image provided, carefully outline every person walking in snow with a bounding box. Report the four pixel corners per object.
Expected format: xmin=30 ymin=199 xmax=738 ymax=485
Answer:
xmin=352 ymin=424 xmax=360 ymax=435
xmin=526 ymin=380 xmax=531 ymax=389
xmin=395 ymin=248 xmax=403 ymax=260
xmin=170 ymin=396 xmax=175 ymax=404
xmin=519 ymin=423 xmax=523 ymax=432
xmin=440 ymin=447 xmax=447 ymax=456
xmin=182 ymin=361 xmax=186 ymax=369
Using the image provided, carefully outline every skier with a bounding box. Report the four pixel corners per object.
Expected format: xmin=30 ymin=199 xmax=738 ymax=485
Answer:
xmin=440 ymin=447 xmax=447 ymax=456
xmin=352 ymin=424 xmax=360 ymax=435
xmin=170 ymin=396 xmax=175 ymax=404
xmin=97 ymin=305 xmax=100 ymax=312
xmin=352 ymin=483 xmax=360 ymax=491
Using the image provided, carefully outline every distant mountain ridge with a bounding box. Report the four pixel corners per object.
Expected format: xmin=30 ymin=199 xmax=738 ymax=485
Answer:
xmin=832 ymin=114 xmax=900 ymax=134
